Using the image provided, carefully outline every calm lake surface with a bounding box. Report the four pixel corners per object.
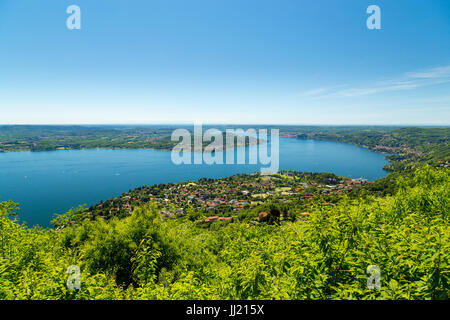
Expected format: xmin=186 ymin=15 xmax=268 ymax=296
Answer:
xmin=0 ymin=138 xmax=388 ymax=227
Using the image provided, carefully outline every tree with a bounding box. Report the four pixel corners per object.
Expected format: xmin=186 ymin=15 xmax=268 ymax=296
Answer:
xmin=268 ymin=207 xmax=281 ymax=225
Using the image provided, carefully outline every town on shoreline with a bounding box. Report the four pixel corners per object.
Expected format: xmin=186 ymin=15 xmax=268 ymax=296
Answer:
xmin=62 ymin=171 xmax=374 ymax=227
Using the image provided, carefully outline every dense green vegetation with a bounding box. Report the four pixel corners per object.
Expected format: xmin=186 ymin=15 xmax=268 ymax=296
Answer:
xmin=0 ymin=166 xmax=448 ymax=299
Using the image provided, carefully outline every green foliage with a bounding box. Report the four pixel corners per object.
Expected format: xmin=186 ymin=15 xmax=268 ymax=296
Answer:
xmin=0 ymin=167 xmax=448 ymax=300
xmin=0 ymin=200 xmax=19 ymax=218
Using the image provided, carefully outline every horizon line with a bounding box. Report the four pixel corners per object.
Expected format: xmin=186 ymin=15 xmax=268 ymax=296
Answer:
xmin=0 ymin=123 xmax=449 ymax=127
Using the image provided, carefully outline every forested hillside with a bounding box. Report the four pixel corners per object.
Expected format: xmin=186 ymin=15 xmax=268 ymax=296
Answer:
xmin=0 ymin=125 xmax=259 ymax=152
xmin=1 ymin=166 xmax=448 ymax=299
xmin=279 ymin=126 xmax=450 ymax=171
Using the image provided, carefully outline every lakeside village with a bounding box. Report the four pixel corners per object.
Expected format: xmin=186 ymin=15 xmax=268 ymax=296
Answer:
xmin=81 ymin=171 xmax=371 ymax=225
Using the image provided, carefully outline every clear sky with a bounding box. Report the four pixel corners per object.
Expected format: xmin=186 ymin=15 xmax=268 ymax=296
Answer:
xmin=0 ymin=0 xmax=449 ymax=125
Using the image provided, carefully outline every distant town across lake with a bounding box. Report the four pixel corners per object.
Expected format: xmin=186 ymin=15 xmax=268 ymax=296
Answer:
xmin=0 ymin=137 xmax=389 ymax=227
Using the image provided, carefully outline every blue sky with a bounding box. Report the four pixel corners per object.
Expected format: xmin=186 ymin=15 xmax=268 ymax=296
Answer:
xmin=0 ymin=0 xmax=449 ymax=125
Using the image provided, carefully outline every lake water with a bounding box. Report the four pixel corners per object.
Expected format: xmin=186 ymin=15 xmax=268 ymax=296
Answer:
xmin=0 ymin=138 xmax=388 ymax=227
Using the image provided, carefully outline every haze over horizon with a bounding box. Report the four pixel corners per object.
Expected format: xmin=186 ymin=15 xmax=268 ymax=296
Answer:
xmin=1 ymin=123 xmax=449 ymax=127
xmin=1 ymin=0 xmax=449 ymax=125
